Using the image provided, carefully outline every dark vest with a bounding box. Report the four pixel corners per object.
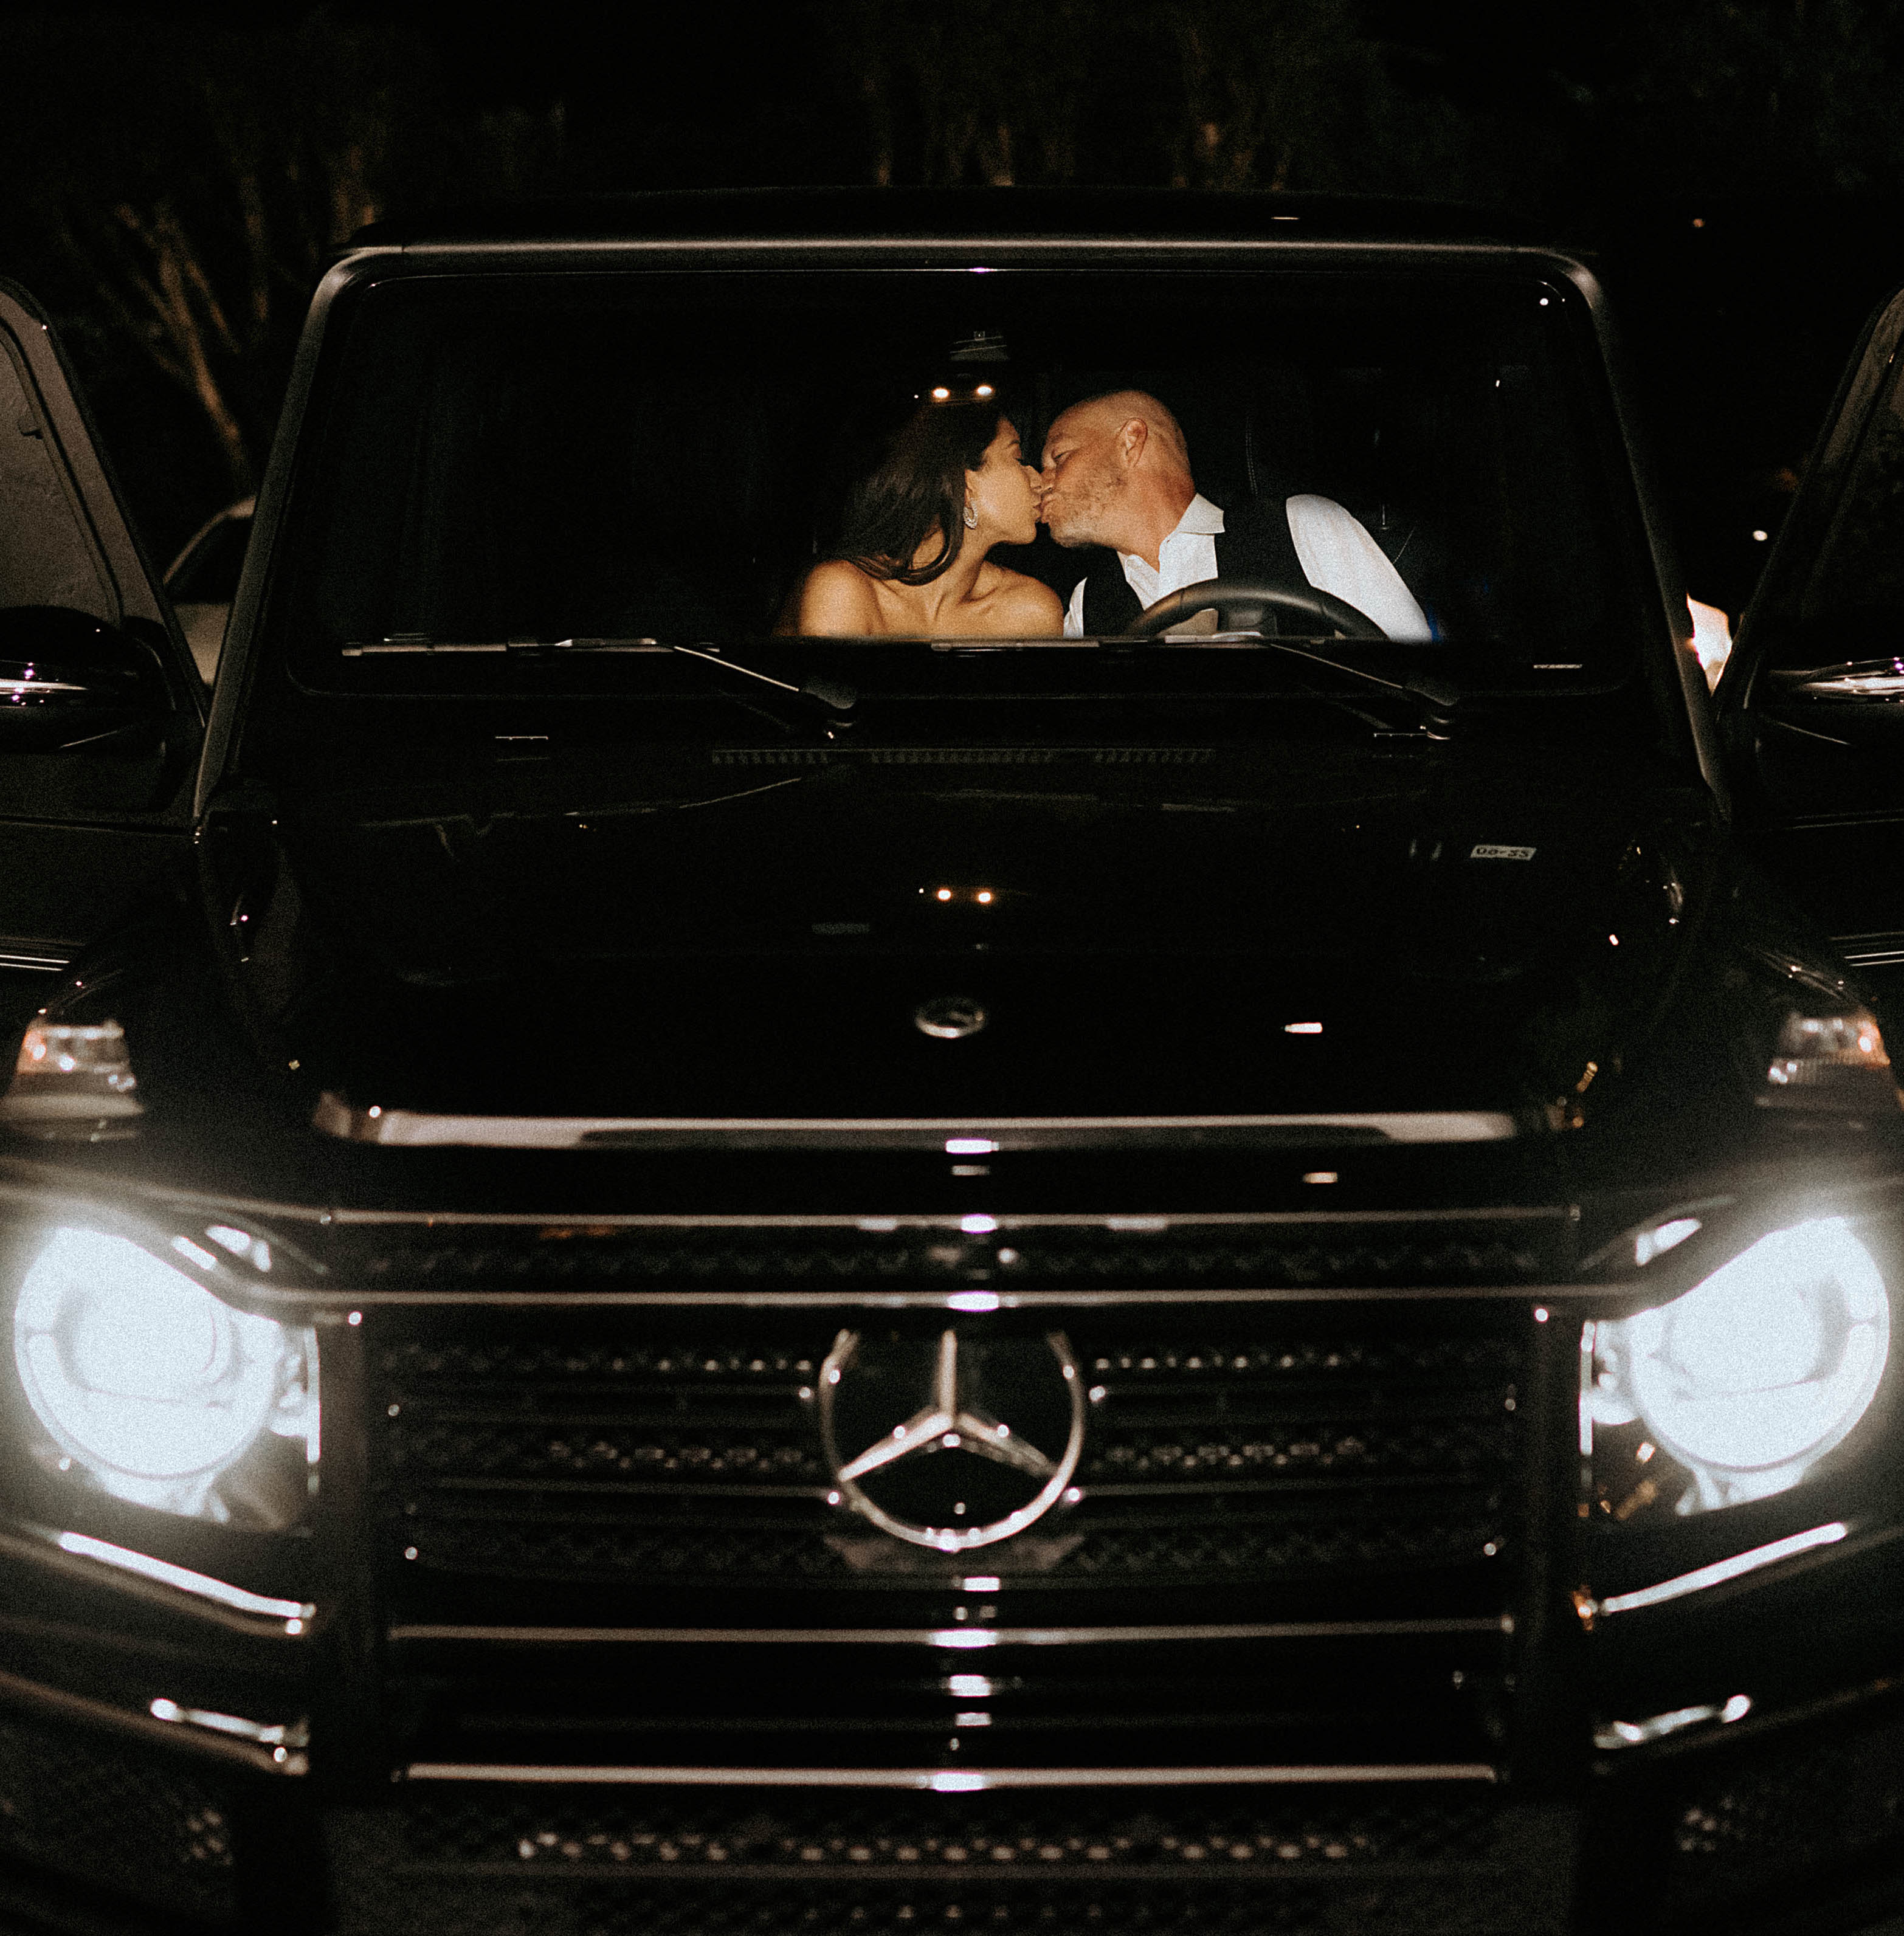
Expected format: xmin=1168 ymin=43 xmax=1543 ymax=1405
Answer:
xmin=1078 ymin=497 xmax=1312 ymax=636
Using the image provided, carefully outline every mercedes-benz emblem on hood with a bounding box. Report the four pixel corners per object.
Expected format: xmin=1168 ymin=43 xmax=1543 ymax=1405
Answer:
xmin=819 ymin=1328 xmax=1083 ymax=1551
xmin=914 ymin=996 xmax=987 ymax=1039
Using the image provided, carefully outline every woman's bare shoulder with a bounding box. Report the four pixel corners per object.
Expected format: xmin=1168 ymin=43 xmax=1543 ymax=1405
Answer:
xmin=796 ymin=560 xmax=884 ymax=636
xmin=979 ymin=565 xmax=1065 ymax=635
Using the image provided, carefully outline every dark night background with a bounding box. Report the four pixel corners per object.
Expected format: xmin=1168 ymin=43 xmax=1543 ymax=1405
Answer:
xmin=5 ymin=0 xmax=1904 ymax=620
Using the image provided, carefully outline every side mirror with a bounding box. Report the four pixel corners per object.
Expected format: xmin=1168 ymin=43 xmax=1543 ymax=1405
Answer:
xmin=0 ymin=605 xmax=172 ymax=750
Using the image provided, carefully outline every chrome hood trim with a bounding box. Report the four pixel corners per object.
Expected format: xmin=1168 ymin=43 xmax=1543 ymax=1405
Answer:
xmin=402 ymin=1761 xmax=1499 ymax=1788
xmin=311 ymin=1095 xmax=1519 ymax=1151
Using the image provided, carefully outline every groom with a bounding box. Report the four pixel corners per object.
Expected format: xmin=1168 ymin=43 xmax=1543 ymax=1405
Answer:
xmin=1037 ymin=390 xmax=1429 ymax=640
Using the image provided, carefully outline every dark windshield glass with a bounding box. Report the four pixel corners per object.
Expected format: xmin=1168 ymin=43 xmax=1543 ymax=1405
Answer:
xmin=236 ymin=265 xmax=1680 ymax=793
xmin=274 ymin=269 xmax=1646 ymax=681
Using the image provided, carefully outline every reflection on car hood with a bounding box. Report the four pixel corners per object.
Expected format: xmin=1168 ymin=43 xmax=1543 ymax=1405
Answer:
xmin=204 ymin=742 xmax=1716 ymax=1134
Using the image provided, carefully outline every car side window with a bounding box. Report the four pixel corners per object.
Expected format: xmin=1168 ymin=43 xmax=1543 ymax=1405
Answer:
xmin=1800 ymin=354 xmax=1904 ymax=631
xmin=165 ymin=513 xmax=250 ymax=604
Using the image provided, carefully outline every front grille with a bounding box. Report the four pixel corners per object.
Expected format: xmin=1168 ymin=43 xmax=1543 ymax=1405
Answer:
xmin=334 ymin=1880 xmax=1533 ymax=1936
xmin=0 ymin=1713 xmax=239 ymax=1921
xmin=1662 ymin=1705 xmax=1904 ymax=1912
xmin=342 ymin=1219 xmax=1562 ymax=1294
xmin=322 ymin=1786 xmax=1576 ymax=1936
xmin=398 ymin=1512 xmax=1505 ymax=1589
xmin=373 ymin=1316 xmax=1522 ymax=1595
xmin=366 ymin=1271 xmax=1527 ymax=1793
xmin=404 ymin=1782 xmax=1499 ymax=1871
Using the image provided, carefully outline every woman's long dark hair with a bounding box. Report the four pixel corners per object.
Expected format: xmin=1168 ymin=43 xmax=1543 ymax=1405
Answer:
xmin=835 ymin=399 xmax=1005 ymax=587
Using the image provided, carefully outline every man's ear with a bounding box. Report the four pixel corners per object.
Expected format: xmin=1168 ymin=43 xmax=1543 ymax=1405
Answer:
xmin=1117 ymin=417 xmax=1150 ymax=470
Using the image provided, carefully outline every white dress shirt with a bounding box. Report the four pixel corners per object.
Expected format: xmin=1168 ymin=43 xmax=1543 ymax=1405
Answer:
xmin=1063 ymin=492 xmax=1430 ymax=641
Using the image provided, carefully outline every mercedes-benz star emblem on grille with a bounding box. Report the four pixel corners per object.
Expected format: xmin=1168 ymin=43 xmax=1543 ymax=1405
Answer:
xmin=819 ymin=1328 xmax=1083 ymax=1551
xmin=914 ymin=996 xmax=987 ymax=1039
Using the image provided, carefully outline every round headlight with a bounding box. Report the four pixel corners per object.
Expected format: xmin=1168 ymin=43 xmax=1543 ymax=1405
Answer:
xmin=1604 ymin=1218 xmax=1889 ymax=1504
xmin=12 ymin=1228 xmax=306 ymax=1512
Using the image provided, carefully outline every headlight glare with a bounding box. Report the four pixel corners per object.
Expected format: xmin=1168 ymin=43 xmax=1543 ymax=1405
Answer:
xmin=12 ymin=1227 xmax=317 ymax=1527
xmin=1588 ymin=1218 xmax=1889 ymax=1518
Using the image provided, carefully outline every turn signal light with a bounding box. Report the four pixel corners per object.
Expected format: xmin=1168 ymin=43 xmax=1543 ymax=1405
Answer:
xmin=1761 ymin=1009 xmax=1901 ymax=1114
xmin=0 ymin=1020 xmax=142 ymax=1138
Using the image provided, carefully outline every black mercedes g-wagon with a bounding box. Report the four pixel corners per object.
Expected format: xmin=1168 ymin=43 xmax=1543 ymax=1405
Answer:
xmin=3 ymin=190 xmax=1904 ymax=1936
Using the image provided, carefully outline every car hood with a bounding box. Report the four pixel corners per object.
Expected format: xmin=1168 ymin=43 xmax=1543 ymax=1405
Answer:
xmin=200 ymin=742 xmax=1717 ymax=1137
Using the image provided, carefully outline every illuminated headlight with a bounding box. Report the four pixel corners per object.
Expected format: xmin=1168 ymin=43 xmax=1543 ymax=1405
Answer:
xmin=1585 ymin=1219 xmax=1889 ymax=1519
xmin=11 ymin=1228 xmax=317 ymax=1528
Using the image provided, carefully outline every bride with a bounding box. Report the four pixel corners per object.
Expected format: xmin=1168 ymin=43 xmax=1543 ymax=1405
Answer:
xmin=795 ymin=400 xmax=1063 ymax=638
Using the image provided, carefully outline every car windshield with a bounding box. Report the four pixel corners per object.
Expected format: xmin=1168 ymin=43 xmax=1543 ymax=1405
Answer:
xmin=249 ymin=266 xmax=1664 ymax=781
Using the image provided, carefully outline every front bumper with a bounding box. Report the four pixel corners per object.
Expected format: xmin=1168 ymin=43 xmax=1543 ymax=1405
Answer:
xmin=2 ymin=1681 xmax=1904 ymax=1935
xmin=1 ymin=1193 xmax=1902 ymax=1934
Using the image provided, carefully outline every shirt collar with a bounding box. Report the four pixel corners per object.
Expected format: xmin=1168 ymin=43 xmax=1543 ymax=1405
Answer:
xmin=1171 ymin=493 xmax=1226 ymax=539
xmin=1119 ymin=494 xmax=1225 ymax=574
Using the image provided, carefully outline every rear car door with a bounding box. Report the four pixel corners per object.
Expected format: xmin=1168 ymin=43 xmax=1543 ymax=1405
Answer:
xmin=1720 ymin=284 xmax=1904 ymax=1037
xmin=0 ymin=278 xmax=204 ymax=1033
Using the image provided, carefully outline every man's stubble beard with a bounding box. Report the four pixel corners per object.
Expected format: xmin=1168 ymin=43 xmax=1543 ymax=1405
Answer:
xmin=1044 ymin=466 xmax=1124 ymax=550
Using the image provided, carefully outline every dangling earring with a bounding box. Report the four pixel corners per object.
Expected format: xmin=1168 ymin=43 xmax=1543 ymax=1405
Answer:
xmin=963 ymin=502 xmax=979 ymax=529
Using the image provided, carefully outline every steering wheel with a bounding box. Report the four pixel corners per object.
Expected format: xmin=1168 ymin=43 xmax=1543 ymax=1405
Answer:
xmin=1125 ymin=577 xmax=1387 ymax=641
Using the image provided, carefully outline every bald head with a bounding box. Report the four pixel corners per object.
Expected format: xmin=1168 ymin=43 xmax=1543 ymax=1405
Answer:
xmin=1060 ymin=391 xmax=1191 ymax=472
xmin=1038 ymin=390 xmax=1198 ymax=565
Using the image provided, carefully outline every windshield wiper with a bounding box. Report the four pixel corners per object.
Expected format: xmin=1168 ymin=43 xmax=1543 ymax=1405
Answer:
xmin=665 ymin=644 xmax=857 ymax=715
xmin=342 ymin=632 xmax=1443 ymax=732
xmin=342 ymin=636 xmax=857 ymax=718
xmin=1128 ymin=636 xmax=1460 ymax=739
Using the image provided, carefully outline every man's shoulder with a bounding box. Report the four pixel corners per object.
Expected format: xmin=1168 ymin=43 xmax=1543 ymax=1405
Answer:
xmin=1226 ymin=494 xmax=1381 ymax=548
xmin=1283 ymin=492 xmax=1362 ymax=531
